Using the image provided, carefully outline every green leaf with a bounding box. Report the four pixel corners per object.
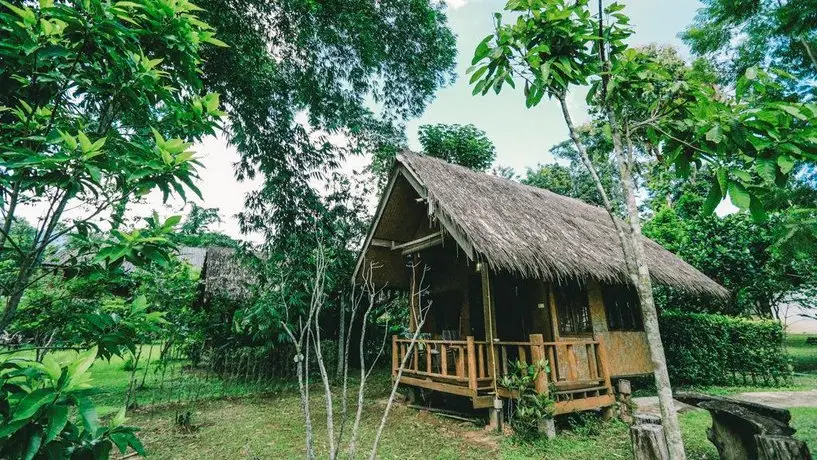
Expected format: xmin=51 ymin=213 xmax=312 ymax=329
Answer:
xmin=702 ymin=181 xmax=721 ymax=215
xmin=77 ymin=132 xmax=92 ymax=153
xmin=0 ymin=1 xmax=36 ymax=25
xmin=716 ymin=168 xmax=728 ymax=198
xmin=163 ymin=215 xmax=182 ymax=229
xmin=471 ymin=34 xmax=493 ymax=65
xmin=777 ymin=155 xmax=796 ymax=174
xmin=41 ymin=355 xmax=61 ymax=381
xmin=12 ymin=388 xmax=55 ymax=421
xmin=754 ymin=158 xmax=777 ymax=183
xmin=468 ymin=65 xmax=488 ymax=84
xmin=203 ymin=36 xmax=229 ymax=47
xmin=705 ymin=125 xmax=723 ymax=144
xmin=23 ymin=429 xmax=43 ymax=460
xmin=110 ymin=406 xmax=127 ymax=428
xmin=749 ymin=196 xmax=767 ymax=222
xmin=728 ymin=181 xmax=751 ymax=209
xmin=745 ymin=66 xmax=758 ymax=80
xmin=0 ymin=419 xmax=27 ymax=438
xmin=779 ymin=104 xmax=808 ymax=121
xmin=44 ymin=405 xmax=69 ymax=443
xmin=67 ymin=346 xmax=97 ymax=385
xmin=131 ymin=295 xmax=147 ymax=312
xmin=77 ymin=397 xmax=99 ymax=435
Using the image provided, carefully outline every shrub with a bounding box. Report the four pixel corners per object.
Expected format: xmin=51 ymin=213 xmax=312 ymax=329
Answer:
xmin=660 ymin=311 xmax=791 ymax=386
xmin=501 ymin=359 xmax=555 ymax=440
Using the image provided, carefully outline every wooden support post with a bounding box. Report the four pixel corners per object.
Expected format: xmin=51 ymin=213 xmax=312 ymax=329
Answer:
xmin=480 ymin=265 xmax=498 ymax=388
xmin=548 ymin=285 xmax=560 ymax=341
xmin=440 ymin=344 xmax=448 ymax=376
xmin=392 ymin=335 xmax=398 ymax=377
xmin=529 ymin=334 xmax=548 ymax=397
xmin=467 ymin=336 xmax=477 ymax=391
xmin=456 ymin=346 xmax=465 ymax=377
xmin=566 ymin=344 xmax=578 ymax=381
xmin=477 ymin=344 xmax=485 ymax=379
xmin=426 ymin=345 xmax=432 ymax=373
xmin=517 ymin=346 xmax=527 ymax=366
xmin=547 ymin=346 xmax=558 ymax=382
xmin=595 ymin=335 xmax=613 ymax=392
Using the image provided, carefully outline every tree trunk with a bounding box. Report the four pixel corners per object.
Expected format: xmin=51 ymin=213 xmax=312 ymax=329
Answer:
xmin=0 ymin=192 xmax=69 ymax=331
xmin=555 ymin=93 xmax=685 ymax=459
xmin=614 ymin=124 xmax=685 ymax=460
xmin=336 ymin=297 xmax=345 ymax=381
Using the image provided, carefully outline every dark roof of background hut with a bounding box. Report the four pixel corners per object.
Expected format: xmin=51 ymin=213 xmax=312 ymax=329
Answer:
xmin=199 ymin=247 xmax=254 ymax=301
xmin=357 ymin=151 xmax=728 ymax=299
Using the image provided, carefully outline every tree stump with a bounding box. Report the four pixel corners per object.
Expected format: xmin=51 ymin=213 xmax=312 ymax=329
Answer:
xmin=675 ymin=392 xmax=811 ymax=460
xmin=630 ymin=423 xmax=670 ymax=460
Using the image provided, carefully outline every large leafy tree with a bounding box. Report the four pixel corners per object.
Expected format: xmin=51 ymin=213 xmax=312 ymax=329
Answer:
xmin=192 ymin=0 xmax=457 ymax=243
xmin=0 ymin=0 xmax=224 ymax=330
xmin=682 ymin=0 xmax=817 ymax=97
xmin=643 ymin=168 xmax=817 ymax=319
xmin=418 ymin=124 xmax=497 ymax=171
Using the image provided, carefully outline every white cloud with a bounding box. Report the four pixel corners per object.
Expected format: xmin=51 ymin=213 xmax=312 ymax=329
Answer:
xmin=444 ymin=0 xmax=468 ymax=10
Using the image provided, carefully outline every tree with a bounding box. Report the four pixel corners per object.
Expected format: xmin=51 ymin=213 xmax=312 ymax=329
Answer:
xmin=682 ymin=0 xmax=817 ymax=96
xmin=523 ymin=123 xmax=624 ymax=212
xmin=193 ymin=0 xmax=457 ymax=246
xmin=174 ymin=204 xmax=236 ymax=248
xmin=643 ymin=167 xmax=817 ymax=320
xmin=418 ymin=124 xmax=497 ymax=171
xmin=0 ymin=0 xmax=224 ymax=330
xmin=469 ymin=1 xmax=687 ymax=456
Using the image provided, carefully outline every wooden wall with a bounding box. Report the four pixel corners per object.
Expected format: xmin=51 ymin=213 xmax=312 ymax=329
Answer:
xmin=586 ymin=281 xmax=653 ymax=377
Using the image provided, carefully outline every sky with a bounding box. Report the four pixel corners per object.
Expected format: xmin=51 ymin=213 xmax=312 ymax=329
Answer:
xmin=120 ymin=0 xmax=713 ymax=240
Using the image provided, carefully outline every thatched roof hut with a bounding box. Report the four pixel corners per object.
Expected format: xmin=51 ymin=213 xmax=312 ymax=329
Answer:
xmin=355 ymin=151 xmax=728 ymax=299
xmin=198 ymin=247 xmax=255 ymax=302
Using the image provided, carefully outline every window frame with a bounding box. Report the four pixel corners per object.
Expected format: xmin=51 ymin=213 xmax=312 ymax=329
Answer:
xmin=553 ymin=282 xmax=593 ymax=336
xmin=601 ymin=283 xmax=643 ymax=331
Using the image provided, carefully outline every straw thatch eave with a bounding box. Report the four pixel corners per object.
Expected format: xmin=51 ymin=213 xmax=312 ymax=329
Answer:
xmin=199 ymin=247 xmax=255 ymax=301
xmin=354 ymin=151 xmax=729 ymax=300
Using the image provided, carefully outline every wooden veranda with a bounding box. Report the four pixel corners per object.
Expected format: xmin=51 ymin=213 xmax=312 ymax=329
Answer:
xmin=392 ymin=334 xmax=615 ymax=413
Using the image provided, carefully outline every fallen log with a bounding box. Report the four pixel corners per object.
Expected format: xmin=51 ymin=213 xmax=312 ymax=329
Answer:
xmin=675 ymin=392 xmax=811 ymax=460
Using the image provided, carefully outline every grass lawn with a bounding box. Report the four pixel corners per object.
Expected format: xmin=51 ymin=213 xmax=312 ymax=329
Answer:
xmin=126 ymin=378 xmax=817 ymax=460
xmin=12 ymin=342 xmax=815 ymax=458
xmin=787 ymin=333 xmax=817 ymax=374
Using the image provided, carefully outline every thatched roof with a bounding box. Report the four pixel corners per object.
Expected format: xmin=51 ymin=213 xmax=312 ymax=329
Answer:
xmin=355 ymin=151 xmax=728 ymax=299
xmin=199 ymin=247 xmax=254 ymax=301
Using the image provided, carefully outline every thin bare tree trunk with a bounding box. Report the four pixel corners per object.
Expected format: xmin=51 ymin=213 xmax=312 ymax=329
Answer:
xmin=346 ymin=289 xmax=377 ymax=459
xmin=557 ymin=91 xmax=685 ymax=459
xmin=336 ymin=297 xmax=345 ymax=382
xmin=612 ymin=121 xmax=684 ymax=460
xmin=312 ymin=304 xmax=337 ymax=460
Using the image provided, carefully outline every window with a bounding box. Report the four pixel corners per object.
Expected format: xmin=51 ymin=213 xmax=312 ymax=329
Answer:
xmin=554 ymin=283 xmax=592 ymax=335
xmin=602 ymin=284 xmax=643 ymax=331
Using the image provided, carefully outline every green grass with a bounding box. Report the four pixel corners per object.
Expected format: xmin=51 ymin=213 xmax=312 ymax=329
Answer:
xmin=125 ymin=387 xmax=817 ymax=460
xmin=786 ymin=333 xmax=817 ymax=374
xmin=9 ymin=344 xmax=815 ymax=458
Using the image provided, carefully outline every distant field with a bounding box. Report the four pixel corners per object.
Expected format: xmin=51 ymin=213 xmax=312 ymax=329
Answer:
xmin=787 ymin=333 xmax=817 ymax=374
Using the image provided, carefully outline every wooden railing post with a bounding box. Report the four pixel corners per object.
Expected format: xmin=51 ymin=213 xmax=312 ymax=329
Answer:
xmin=466 ymin=336 xmax=477 ymax=391
xmin=595 ymin=335 xmax=613 ymax=391
xmin=391 ymin=335 xmax=398 ymax=377
xmin=528 ymin=334 xmax=548 ymax=396
xmin=566 ymin=344 xmax=578 ymax=381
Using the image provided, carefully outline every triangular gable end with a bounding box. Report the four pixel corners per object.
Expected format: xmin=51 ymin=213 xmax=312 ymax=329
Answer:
xmin=352 ymin=163 xmax=475 ymax=289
